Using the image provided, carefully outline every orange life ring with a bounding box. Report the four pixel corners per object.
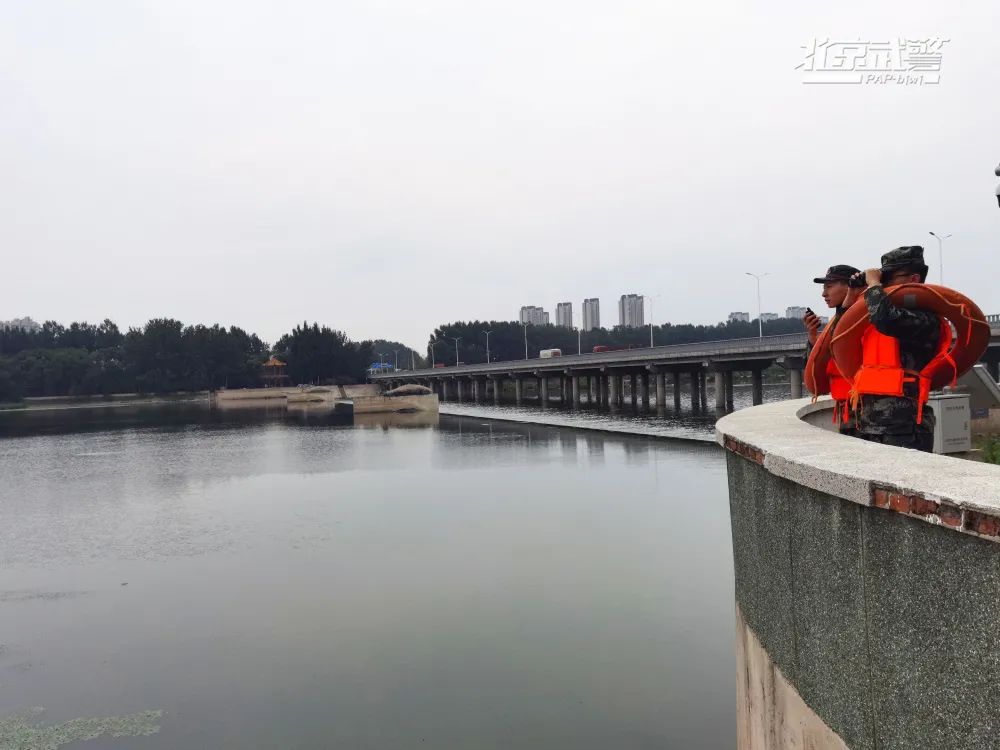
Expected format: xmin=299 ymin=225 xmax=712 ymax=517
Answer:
xmin=831 ymin=283 xmax=990 ymax=390
xmin=804 ymin=321 xmax=834 ymax=396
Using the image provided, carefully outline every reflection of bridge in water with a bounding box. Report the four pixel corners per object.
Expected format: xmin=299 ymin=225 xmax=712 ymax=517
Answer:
xmin=373 ymin=322 xmax=1000 ymax=413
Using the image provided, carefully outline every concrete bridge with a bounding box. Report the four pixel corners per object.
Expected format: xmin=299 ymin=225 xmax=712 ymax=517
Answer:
xmin=373 ymin=319 xmax=1000 ymax=412
xmin=371 ymin=333 xmax=812 ymax=412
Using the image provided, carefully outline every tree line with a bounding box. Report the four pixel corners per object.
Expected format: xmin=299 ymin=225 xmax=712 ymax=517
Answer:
xmin=0 ymin=319 xmax=378 ymax=402
xmin=426 ymin=317 xmax=807 ymax=367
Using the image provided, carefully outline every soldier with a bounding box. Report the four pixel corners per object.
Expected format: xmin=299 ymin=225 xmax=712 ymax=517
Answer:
xmin=804 ymin=265 xmax=863 ymax=430
xmin=849 ymin=246 xmax=941 ymax=451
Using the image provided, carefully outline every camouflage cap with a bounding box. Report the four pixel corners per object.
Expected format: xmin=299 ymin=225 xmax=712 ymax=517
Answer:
xmin=880 ymin=245 xmax=927 ymax=273
xmin=813 ymin=264 xmax=860 ymax=284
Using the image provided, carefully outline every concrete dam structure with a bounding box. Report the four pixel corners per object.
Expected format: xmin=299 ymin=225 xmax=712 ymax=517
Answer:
xmin=717 ymin=399 xmax=1000 ymax=750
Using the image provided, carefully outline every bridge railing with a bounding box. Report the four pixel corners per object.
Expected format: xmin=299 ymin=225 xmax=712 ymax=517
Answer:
xmin=373 ymin=332 xmax=809 ymax=378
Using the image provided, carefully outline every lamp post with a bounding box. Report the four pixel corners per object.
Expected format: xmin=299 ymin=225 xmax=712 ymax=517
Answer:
xmin=522 ymin=323 xmax=529 ymax=360
xmin=429 ymin=341 xmax=436 ymax=368
xmin=452 ymin=336 xmax=461 ymax=366
xmin=376 ymin=352 xmax=386 ymax=371
xmin=393 ymin=349 xmax=399 ymax=372
xmin=643 ymin=294 xmax=660 ymax=348
xmin=482 ymin=329 xmax=492 ymax=363
xmin=744 ymin=272 xmax=768 ymax=338
xmin=928 ymin=231 xmax=951 ymax=284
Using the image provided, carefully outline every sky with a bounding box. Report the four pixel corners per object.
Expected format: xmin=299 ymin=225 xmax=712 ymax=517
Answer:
xmin=3 ymin=0 xmax=999 ymax=350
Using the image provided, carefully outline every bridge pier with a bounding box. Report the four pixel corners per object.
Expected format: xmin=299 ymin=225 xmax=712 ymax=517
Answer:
xmin=689 ymin=371 xmax=700 ymax=411
xmin=539 ymin=376 xmax=548 ymax=406
xmin=724 ymin=371 xmax=734 ymax=410
xmin=571 ymin=375 xmax=581 ymax=407
xmin=456 ymin=379 xmax=466 ymax=402
xmin=699 ymin=371 xmax=708 ymax=410
xmin=588 ymin=376 xmax=597 ymax=405
xmin=789 ymin=368 xmax=803 ymax=399
xmin=655 ymin=371 xmax=666 ymax=408
xmin=630 ymin=374 xmax=638 ymax=407
xmin=601 ymin=374 xmax=609 ymax=406
xmin=751 ymin=369 xmax=764 ymax=406
xmin=673 ymin=373 xmax=682 ymax=410
xmin=492 ymin=376 xmax=502 ymax=404
xmin=714 ymin=370 xmax=726 ymax=413
xmin=561 ymin=377 xmax=569 ymax=404
xmin=640 ymin=373 xmax=650 ymax=408
xmin=515 ymin=377 xmax=523 ymax=405
xmin=608 ymin=375 xmax=620 ymax=406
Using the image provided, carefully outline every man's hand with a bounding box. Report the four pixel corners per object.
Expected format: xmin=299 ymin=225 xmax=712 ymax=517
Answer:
xmin=803 ymin=311 xmax=821 ymax=344
xmin=861 ymin=268 xmax=882 ymax=287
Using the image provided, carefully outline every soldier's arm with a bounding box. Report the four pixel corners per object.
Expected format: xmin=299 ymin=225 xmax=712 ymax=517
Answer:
xmin=864 ymin=286 xmax=938 ymax=338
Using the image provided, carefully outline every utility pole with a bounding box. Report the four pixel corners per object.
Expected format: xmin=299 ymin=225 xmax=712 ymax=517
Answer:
xmin=928 ymin=231 xmax=951 ymax=284
xmin=744 ymin=272 xmax=768 ymax=338
xmin=452 ymin=337 xmax=461 ymax=366
xmin=643 ymin=294 xmax=660 ymax=348
xmin=482 ymin=329 xmax=492 ymax=363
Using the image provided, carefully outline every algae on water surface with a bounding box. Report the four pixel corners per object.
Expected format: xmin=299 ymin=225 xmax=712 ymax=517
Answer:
xmin=0 ymin=707 xmax=162 ymax=750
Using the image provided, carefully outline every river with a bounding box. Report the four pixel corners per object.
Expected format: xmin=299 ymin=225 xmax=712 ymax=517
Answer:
xmin=0 ymin=400 xmax=743 ymax=749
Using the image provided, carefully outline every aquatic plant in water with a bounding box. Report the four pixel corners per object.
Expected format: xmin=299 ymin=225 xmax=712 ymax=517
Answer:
xmin=0 ymin=707 xmax=161 ymax=750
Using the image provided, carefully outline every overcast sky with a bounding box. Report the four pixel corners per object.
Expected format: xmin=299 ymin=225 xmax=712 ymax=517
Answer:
xmin=3 ymin=0 xmax=998 ymax=350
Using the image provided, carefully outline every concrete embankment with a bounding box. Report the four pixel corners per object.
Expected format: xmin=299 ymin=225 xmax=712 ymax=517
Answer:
xmin=718 ymin=398 xmax=1000 ymax=750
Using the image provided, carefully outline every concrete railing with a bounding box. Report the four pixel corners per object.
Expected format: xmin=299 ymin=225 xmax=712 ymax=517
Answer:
xmin=717 ymin=399 xmax=1000 ymax=750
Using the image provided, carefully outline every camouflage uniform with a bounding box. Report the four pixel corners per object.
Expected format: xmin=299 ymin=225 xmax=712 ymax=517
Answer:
xmin=854 ymin=247 xmax=939 ymax=452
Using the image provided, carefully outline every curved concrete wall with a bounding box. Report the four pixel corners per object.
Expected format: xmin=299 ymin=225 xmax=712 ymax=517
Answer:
xmin=717 ymin=398 xmax=1000 ymax=750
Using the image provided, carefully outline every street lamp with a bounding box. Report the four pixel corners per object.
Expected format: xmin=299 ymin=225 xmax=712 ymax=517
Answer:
xmin=429 ymin=338 xmax=445 ymax=367
xmin=744 ymin=272 xmax=768 ymax=338
xmin=643 ymin=293 xmax=660 ymax=348
xmin=452 ymin=336 xmax=461 ymax=366
xmin=482 ymin=329 xmax=492 ymax=363
xmin=522 ymin=322 xmax=529 ymax=360
xmin=928 ymin=231 xmax=951 ymax=284
xmin=393 ymin=349 xmax=399 ymax=372
xmin=376 ymin=351 xmax=387 ymax=371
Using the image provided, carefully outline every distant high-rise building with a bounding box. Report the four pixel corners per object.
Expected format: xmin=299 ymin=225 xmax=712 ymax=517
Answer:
xmin=618 ymin=294 xmax=644 ymax=328
xmin=760 ymin=312 xmax=780 ymax=322
xmin=582 ymin=298 xmax=600 ymax=331
xmin=0 ymin=316 xmax=40 ymax=332
xmin=519 ymin=306 xmax=547 ymax=325
xmin=785 ymin=306 xmax=808 ymax=320
xmin=555 ymin=302 xmax=573 ymax=328
xmin=728 ymin=311 xmax=750 ymax=323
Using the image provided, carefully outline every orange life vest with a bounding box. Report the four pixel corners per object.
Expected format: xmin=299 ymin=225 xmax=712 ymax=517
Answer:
xmin=850 ymin=319 xmax=952 ymax=424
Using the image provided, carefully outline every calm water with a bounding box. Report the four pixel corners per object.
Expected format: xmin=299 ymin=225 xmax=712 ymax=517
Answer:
xmin=0 ymin=405 xmax=735 ymax=749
